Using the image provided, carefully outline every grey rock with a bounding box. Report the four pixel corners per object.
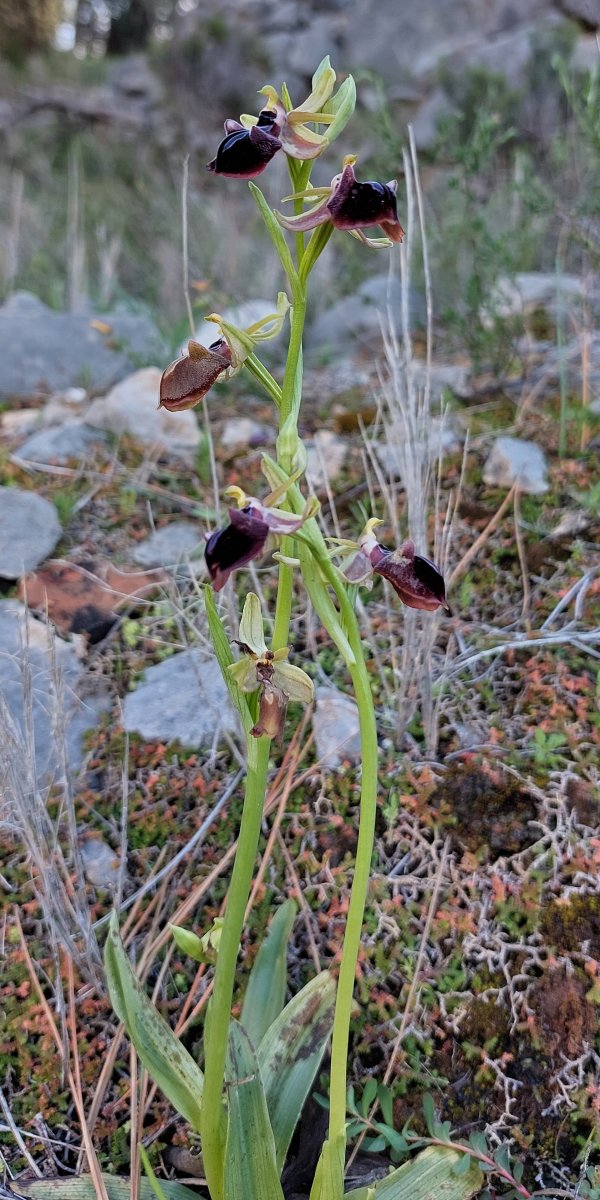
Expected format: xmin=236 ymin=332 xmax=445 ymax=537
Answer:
xmin=483 ymin=272 xmax=587 ymax=326
xmin=557 ymin=0 xmax=600 ymax=28
xmin=0 ymin=600 xmax=111 ymax=793
xmin=411 ymin=88 xmax=458 ymax=152
xmin=79 ymin=838 xmax=121 ymax=889
xmin=132 ymin=521 xmax=204 ymax=568
xmin=86 ymin=368 xmax=201 ymax=455
xmin=340 ymin=0 xmax=549 ymax=83
xmin=0 ymin=291 xmax=166 ymax=399
xmin=572 ymin=32 xmax=600 ymax=70
xmin=483 ymin=436 xmax=549 ymax=494
xmin=413 ymin=361 xmax=473 ymax=399
xmin=0 ymin=487 xmax=62 ymax=578
xmin=16 ymin=422 xmax=108 ymax=465
xmin=306 ymin=430 xmax=348 ymax=490
xmin=122 ymin=648 xmax=238 ymax=746
xmin=313 ymin=687 xmax=361 ymax=770
xmin=221 ymin=417 xmax=272 ymax=453
xmin=307 ymin=274 xmax=425 ymax=354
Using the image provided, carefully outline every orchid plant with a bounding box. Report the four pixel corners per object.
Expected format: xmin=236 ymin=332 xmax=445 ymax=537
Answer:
xmin=105 ymin=58 xmax=479 ymax=1200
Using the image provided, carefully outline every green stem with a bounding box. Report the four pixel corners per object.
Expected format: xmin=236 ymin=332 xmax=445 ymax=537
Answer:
xmin=322 ymin=564 xmax=378 ymax=1150
xmin=244 ymin=352 xmax=282 ymax=407
xmin=200 ymin=735 xmax=271 ymax=1200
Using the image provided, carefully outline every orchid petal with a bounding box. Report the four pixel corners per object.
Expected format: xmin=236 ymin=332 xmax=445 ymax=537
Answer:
xmin=228 ymin=657 xmax=259 ymax=692
xmin=275 ymin=195 xmax=332 ymax=233
xmin=273 ymin=661 xmax=315 ymax=705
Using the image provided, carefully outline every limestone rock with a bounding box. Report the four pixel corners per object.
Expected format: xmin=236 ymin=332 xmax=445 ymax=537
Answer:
xmin=122 ymin=648 xmax=238 ymax=746
xmin=313 ymin=687 xmax=361 ymax=770
xmin=483 ymin=436 xmax=549 ymax=494
xmin=0 ymin=600 xmax=111 ymax=793
xmin=132 ymin=521 xmax=204 ymax=568
xmin=86 ymin=368 xmax=201 ymax=455
xmin=0 ymin=487 xmax=61 ymax=579
xmin=0 ymin=291 xmax=165 ymax=399
xmin=16 ymin=422 xmax=108 ymax=465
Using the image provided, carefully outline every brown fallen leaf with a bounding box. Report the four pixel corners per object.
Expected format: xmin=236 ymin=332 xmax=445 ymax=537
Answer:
xmin=20 ymin=558 xmax=167 ymax=643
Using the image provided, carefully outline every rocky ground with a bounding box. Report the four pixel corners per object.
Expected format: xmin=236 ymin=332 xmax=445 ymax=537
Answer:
xmin=0 ymin=267 xmax=599 ymax=1198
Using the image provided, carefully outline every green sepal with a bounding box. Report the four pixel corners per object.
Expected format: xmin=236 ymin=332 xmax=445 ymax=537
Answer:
xmin=104 ymin=913 xmax=204 ymax=1132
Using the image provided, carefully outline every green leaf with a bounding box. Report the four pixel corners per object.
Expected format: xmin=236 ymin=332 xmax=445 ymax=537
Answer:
xmin=204 ymin=585 xmax=252 ymax=733
xmin=248 ymin=182 xmax=300 ymax=297
xmin=422 ymin=1093 xmax=436 ymax=1136
xmin=258 ymin=970 xmax=336 ymax=1171
xmin=362 ymin=1077 xmax=378 ymax=1110
xmin=310 ymin=1134 xmax=345 ymax=1200
xmin=18 ymin=1176 xmax=198 ymax=1200
xmin=377 ymin=1084 xmax=394 ymax=1130
xmin=104 ymin=913 xmax=204 ymax=1132
xmin=343 ymin=1146 xmax=484 ymax=1200
xmin=241 ymin=899 xmax=296 ymax=1047
xmin=224 ymin=1021 xmax=284 ymax=1200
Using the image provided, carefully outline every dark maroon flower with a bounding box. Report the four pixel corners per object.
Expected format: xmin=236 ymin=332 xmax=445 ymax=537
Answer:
xmin=368 ymin=538 xmax=450 ymax=613
xmin=159 ymin=339 xmax=232 ymax=412
xmin=277 ymin=160 xmax=404 ymax=245
xmin=204 ymin=506 xmax=270 ymax=592
xmin=207 ymin=109 xmax=282 ymax=178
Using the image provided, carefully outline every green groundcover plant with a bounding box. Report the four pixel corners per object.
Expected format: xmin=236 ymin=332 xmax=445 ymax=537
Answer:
xmin=103 ymin=57 xmax=482 ymax=1200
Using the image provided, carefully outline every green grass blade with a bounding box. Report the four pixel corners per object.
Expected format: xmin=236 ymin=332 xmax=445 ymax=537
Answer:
xmin=241 ymin=899 xmax=296 ymax=1047
xmin=104 ymin=912 xmax=204 ymax=1132
xmin=258 ymin=970 xmax=336 ymax=1171
xmin=343 ymin=1145 xmax=483 ymax=1200
xmin=224 ymin=1021 xmax=284 ymax=1200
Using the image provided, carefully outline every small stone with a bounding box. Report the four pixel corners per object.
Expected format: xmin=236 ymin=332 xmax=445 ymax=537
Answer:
xmin=86 ymin=368 xmax=200 ymax=456
xmin=313 ymin=687 xmax=361 ymax=770
xmin=306 ymin=430 xmax=348 ymax=490
xmin=413 ymin=361 xmax=473 ymax=399
xmin=1 ymin=409 xmax=41 ymax=436
xmin=0 ymin=487 xmax=61 ymax=578
xmin=221 ymin=417 xmax=271 ymax=453
xmin=483 ymin=436 xmax=549 ymax=494
xmin=132 ymin=521 xmax=203 ymax=568
xmin=122 ymin=648 xmax=238 ymax=746
xmin=482 ymin=272 xmax=586 ymax=327
xmin=16 ymin=422 xmax=107 ymax=465
xmin=79 ymin=838 xmax=121 ymax=889
xmin=0 ymin=600 xmax=111 ymax=794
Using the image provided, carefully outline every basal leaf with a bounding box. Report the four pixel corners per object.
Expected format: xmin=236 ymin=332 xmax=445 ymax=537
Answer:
xmin=343 ymin=1145 xmax=483 ymax=1200
xmin=241 ymin=899 xmax=296 ymax=1047
xmin=18 ymin=1175 xmax=198 ymax=1200
xmin=258 ymin=971 xmax=336 ymax=1171
xmin=104 ymin=913 xmax=204 ymax=1132
xmin=224 ymin=1021 xmax=284 ymax=1200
